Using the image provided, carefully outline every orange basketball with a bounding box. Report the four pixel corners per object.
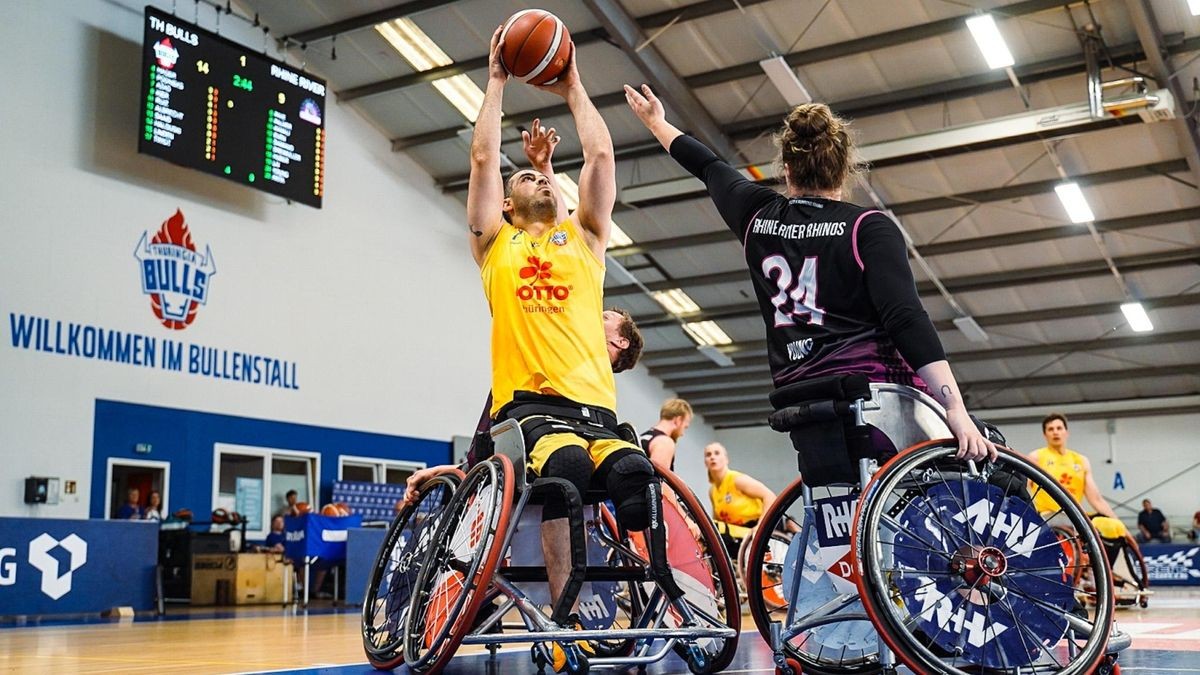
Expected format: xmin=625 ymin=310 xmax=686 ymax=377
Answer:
xmin=294 ymin=502 xmax=311 ymax=515
xmin=321 ymin=503 xmax=350 ymax=517
xmin=499 ymin=9 xmax=572 ymax=86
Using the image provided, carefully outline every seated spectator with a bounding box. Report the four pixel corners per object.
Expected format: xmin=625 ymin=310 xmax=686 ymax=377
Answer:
xmin=258 ymin=515 xmax=286 ymax=553
xmin=1190 ymin=509 xmax=1200 ymax=542
xmin=143 ymin=490 xmax=163 ymax=521
xmin=1136 ymin=499 xmax=1172 ymax=543
xmin=116 ymin=488 xmax=143 ymax=520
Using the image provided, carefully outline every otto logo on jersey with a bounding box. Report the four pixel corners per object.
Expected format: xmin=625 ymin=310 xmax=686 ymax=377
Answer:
xmin=134 ymin=209 xmax=216 ymax=330
xmin=517 ymin=256 xmax=570 ymax=302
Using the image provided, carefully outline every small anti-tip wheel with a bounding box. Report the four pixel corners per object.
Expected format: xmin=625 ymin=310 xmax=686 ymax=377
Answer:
xmin=531 ymin=645 xmax=548 ymax=675
xmin=775 ymin=657 xmax=803 ymax=675
xmin=564 ymin=650 xmax=590 ymax=675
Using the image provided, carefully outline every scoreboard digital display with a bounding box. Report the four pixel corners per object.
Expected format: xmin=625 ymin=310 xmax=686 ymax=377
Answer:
xmin=138 ymin=6 xmax=327 ymax=208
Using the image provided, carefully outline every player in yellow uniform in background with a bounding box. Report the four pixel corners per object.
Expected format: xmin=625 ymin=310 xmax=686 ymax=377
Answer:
xmin=704 ymin=442 xmax=777 ymax=557
xmin=1029 ymin=413 xmax=1123 ymax=535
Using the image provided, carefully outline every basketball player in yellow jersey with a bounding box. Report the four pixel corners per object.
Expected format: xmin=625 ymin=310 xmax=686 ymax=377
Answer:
xmin=1029 ymin=413 xmax=1120 ymax=523
xmin=704 ymin=442 xmax=777 ymax=556
xmin=466 ymin=25 xmax=666 ymax=654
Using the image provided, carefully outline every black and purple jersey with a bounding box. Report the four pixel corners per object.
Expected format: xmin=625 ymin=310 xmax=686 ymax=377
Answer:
xmin=669 ymin=135 xmax=945 ymax=390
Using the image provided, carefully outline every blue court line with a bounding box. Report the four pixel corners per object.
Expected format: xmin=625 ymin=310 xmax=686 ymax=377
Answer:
xmin=0 ymin=605 xmax=359 ymax=630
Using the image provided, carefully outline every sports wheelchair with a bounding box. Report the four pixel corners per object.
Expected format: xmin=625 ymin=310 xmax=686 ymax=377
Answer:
xmin=1052 ymin=516 xmax=1151 ymax=611
xmin=363 ymin=414 xmax=739 ymax=674
xmin=743 ymin=374 xmax=1131 ymax=675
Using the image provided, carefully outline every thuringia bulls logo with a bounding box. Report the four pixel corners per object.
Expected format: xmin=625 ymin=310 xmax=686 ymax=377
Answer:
xmin=134 ymin=209 xmax=216 ymax=330
xmin=516 ymin=256 xmax=570 ymax=301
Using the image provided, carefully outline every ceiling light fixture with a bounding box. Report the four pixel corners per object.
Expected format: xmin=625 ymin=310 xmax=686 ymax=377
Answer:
xmin=375 ymin=19 xmax=488 ymax=122
xmin=758 ymin=55 xmax=811 ymax=106
xmin=551 ymin=173 xmax=633 ymax=248
xmin=966 ymin=14 xmax=1015 ymax=69
xmin=683 ymin=320 xmax=733 ymax=346
xmin=651 ymin=288 xmax=701 ymax=316
xmin=1120 ymin=302 xmax=1154 ymax=332
xmin=1054 ymin=182 xmax=1095 ymax=223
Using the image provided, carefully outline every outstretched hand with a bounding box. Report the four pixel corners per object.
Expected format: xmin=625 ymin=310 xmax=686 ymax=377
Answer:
xmin=624 ymin=84 xmax=665 ymax=129
xmin=487 ymin=25 xmax=508 ymax=83
xmin=522 ymin=118 xmax=560 ymax=169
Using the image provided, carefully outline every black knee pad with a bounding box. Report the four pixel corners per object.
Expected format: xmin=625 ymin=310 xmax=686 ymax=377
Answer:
xmin=539 ymin=444 xmax=592 ymax=521
xmin=602 ymin=450 xmax=657 ymax=531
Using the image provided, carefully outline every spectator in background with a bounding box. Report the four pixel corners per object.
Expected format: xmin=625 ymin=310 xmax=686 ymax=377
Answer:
xmin=1190 ymin=509 xmax=1200 ymax=542
xmin=258 ymin=515 xmax=286 ymax=553
xmin=1137 ymin=499 xmax=1172 ymax=543
xmin=116 ymin=487 xmax=143 ymax=520
xmin=639 ymin=398 xmax=693 ymax=473
xmin=143 ymin=490 xmax=163 ymax=521
xmin=278 ymin=489 xmax=299 ymax=517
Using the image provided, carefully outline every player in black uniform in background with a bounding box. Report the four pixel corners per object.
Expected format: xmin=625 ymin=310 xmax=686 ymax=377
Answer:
xmin=624 ymin=85 xmax=996 ymax=462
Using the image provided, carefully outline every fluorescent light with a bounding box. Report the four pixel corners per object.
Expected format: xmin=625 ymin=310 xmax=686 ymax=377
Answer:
xmin=1120 ymin=302 xmax=1154 ymax=332
xmin=683 ymin=320 xmax=732 ymax=346
xmin=554 ymin=173 xmax=634 ymax=247
xmin=651 ymin=288 xmax=701 ymax=315
xmin=609 ymin=224 xmax=633 ymax=248
xmin=966 ymin=14 xmax=1015 ymax=70
xmin=758 ymin=55 xmax=811 ymax=106
xmin=1191 ymin=0 xmax=1200 ymax=16
xmin=1054 ymin=182 xmax=1095 ymax=223
xmin=952 ymin=315 xmax=989 ymax=343
xmin=375 ymin=19 xmax=488 ymax=122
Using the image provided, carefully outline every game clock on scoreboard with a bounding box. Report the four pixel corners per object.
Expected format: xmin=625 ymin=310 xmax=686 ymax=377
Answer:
xmin=138 ymin=5 xmax=326 ymax=208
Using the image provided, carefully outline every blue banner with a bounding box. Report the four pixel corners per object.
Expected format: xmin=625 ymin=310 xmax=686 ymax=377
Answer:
xmin=284 ymin=513 xmax=363 ymax=563
xmin=0 ymin=518 xmax=157 ymax=616
xmin=1142 ymin=544 xmax=1200 ymax=586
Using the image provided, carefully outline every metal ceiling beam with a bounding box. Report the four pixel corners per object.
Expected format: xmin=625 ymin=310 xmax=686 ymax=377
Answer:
xmin=433 ymin=33 xmax=1199 ymax=191
xmin=285 ymin=0 xmax=461 ymax=44
xmin=582 ymin=0 xmax=741 ymax=160
xmin=394 ymin=0 xmax=1084 ymax=153
xmin=607 ymin=205 xmax=1200 ymax=298
xmin=1126 ymin=0 xmax=1200 ymax=189
xmin=618 ymin=153 xmax=1188 ymax=213
xmin=643 ymin=291 xmax=1200 ymax=381
xmin=338 ymin=0 xmax=773 ymax=102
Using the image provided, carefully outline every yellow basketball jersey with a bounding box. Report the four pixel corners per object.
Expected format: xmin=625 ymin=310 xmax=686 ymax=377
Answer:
xmin=1031 ymin=447 xmax=1088 ymax=514
xmin=709 ymin=470 xmax=763 ymax=526
xmin=481 ymin=218 xmax=614 ymax=416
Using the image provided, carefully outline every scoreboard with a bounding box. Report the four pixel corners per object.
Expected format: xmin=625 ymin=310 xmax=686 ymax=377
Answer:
xmin=138 ymin=6 xmax=327 ymax=208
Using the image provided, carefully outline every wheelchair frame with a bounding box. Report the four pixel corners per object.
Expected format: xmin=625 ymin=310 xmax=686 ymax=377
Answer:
xmin=398 ymin=418 xmax=740 ymax=674
xmin=744 ymin=381 xmax=1131 ymax=675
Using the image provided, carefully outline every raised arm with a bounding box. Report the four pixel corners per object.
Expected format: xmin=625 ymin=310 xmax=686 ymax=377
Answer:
xmin=626 ymin=84 xmax=776 ymax=240
xmin=539 ymin=48 xmax=613 ymax=258
xmin=466 ymin=26 xmax=509 ymax=266
xmin=522 ymin=118 xmax=570 ymax=225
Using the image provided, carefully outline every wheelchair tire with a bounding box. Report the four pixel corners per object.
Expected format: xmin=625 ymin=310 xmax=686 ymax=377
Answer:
xmin=656 ymin=466 xmax=741 ymax=675
xmin=403 ymin=455 xmax=515 ymax=674
xmin=854 ymin=440 xmax=1115 ymax=675
xmin=745 ymin=476 xmax=881 ymax=675
xmin=362 ymin=471 xmax=463 ymax=670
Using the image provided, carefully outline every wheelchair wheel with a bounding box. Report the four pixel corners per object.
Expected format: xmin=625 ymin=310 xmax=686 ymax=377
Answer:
xmin=656 ymin=467 xmax=741 ymax=674
xmin=362 ymin=471 xmax=462 ymax=670
xmin=745 ymin=477 xmax=880 ymax=675
xmin=403 ymin=455 xmax=515 ymax=674
xmin=854 ymin=440 xmax=1115 ymax=675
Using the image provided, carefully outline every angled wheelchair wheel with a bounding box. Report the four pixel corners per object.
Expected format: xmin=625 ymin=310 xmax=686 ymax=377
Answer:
xmin=854 ymin=440 xmax=1115 ymax=675
xmin=745 ymin=477 xmax=881 ymax=675
xmin=403 ymin=455 xmax=515 ymax=674
xmin=656 ymin=467 xmax=741 ymax=674
xmin=362 ymin=471 xmax=463 ymax=670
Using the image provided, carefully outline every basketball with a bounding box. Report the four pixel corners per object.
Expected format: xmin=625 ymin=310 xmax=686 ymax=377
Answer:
xmin=499 ymin=9 xmax=572 ymax=86
xmin=321 ymin=503 xmax=349 ymax=517
xmin=294 ymin=501 xmax=311 ymax=515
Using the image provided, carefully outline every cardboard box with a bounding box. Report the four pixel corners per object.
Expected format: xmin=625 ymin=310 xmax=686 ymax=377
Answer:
xmin=191 ymin=553 xmax=291 ymax=605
